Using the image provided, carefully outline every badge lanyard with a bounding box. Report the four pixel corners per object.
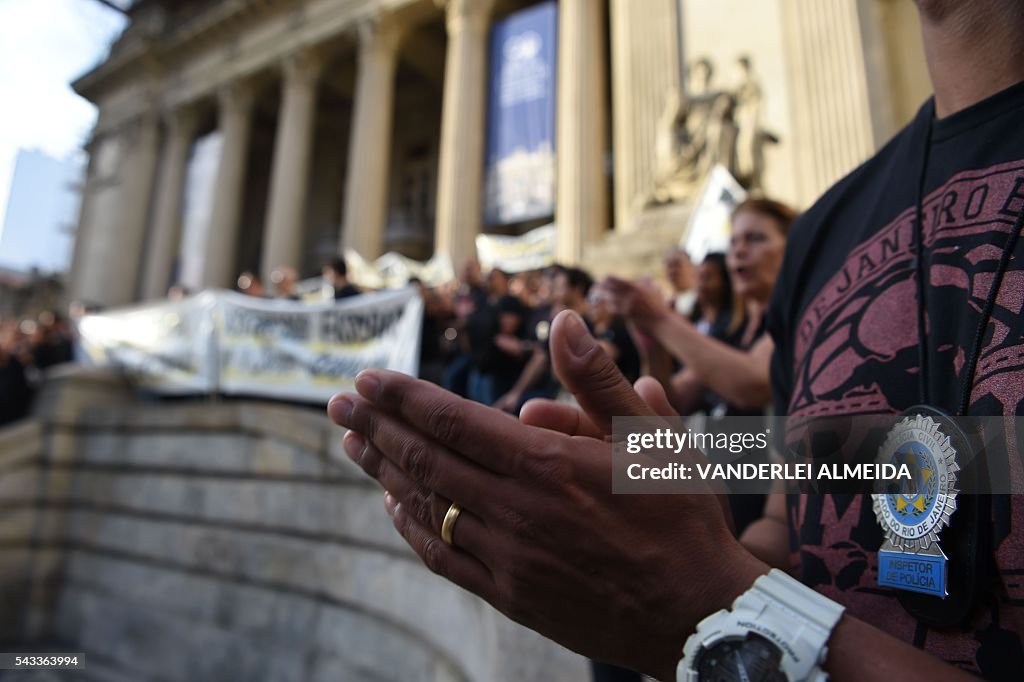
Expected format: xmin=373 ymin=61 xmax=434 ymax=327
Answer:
xmin=912 ymin=104 xmax=1024 ymax=417
xmin=874 ymin=99 xmax=1024 ymax=626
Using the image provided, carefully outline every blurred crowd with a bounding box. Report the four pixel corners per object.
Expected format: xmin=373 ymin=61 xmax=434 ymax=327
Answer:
xmin=0 ymin=311 xmax=75 ymax=427
xmin=226 ymin=198 xmax=794 ymax=450
xmin=231 ymin=257 xmax=364 ymax=302
xmin=128 ymin=196 xmax=792 ymax=419
xmin=406 ymin=199 xmax=793 ymax=435
xmin=2 ymin=197 xmax=795 ymax=457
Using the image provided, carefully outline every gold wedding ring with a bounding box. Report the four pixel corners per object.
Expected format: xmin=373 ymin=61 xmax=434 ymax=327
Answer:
xmin=441 ymin=502 xmax=462 ymax=545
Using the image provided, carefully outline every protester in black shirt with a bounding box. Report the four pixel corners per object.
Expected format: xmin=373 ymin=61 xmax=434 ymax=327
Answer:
xmin=409 ymin=278 xmax=452 ymax=386
xmin=763 ymin=68 xmax=1024 ymax=675
xmin=441 ymin=260 xmax=489 ymax=398
xmin=690 ymin=252 xmax=737 ymax=341
xmin=493 ymin=266 xmax=592 ymax=414
xmin=462 ymin=268 xmax=522 ymax=405
xmin=523 ymin=265 xmax=560 ymax=348
xmin=0 ymin=325 xmax=32 ymax=427
xmin=31 ymin=313 xmax=74 ymax=370
xmin=490 ymin=293 xmax=529 ymax=402
xmin=322 ymin=258 xmax=361 ymax=300
xmin=588 ymin=288 xmax=641 ymax=385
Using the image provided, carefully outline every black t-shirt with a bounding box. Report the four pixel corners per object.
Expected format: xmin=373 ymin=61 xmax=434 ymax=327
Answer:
xmin=491 ymin=296 xmax=528 ymax=392
xmin=767 ymin=82 xmax=1024 ymax=675
xmin=707 ymin=314 xmax=767 ymax=418
xmin=465 ymin=298 xmax=500 ymax=369
xmin=466 ymin=295 xmax=526 ymax=377
xmin=0 ymin=356 xmax=32 ymax=427
xmin=334 ymin=284 xmax=361 ymax=300
xmin=526 ymin=306 xmax=559 ymax=395
xmin=33 ymin=337 xmax=73 ymax=369
xmin=522 ymin=308 xmax=595 ymax=397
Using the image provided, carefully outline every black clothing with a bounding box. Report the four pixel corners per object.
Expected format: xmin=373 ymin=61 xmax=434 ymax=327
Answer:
xmin=33 ymin=336 xmax=73 ymax=369
xmin=333 ymin=283 xmax=361 ymax=300
xmin=491 ymin=295 xmax=529 ymax=397
xmin=465 ymin=294 xmax=527 ymax=401
xmin=0 ymin=356 xmax=32 ymax=427
xmin=596 ymin=319 xmax=641 ymax=385
xmin=706 ymin=314 xmax=767 ymax=418
xmin=767 ymin=82 xmax=1024 ymax=674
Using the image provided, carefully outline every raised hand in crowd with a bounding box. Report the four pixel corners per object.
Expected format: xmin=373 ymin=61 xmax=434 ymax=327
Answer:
xmin=598 ymin=276 xmax=668 ymax=332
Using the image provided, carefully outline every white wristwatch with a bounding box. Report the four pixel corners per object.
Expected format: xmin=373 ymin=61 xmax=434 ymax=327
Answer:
xmin=677 ymin=569 xmax=845 ymax=682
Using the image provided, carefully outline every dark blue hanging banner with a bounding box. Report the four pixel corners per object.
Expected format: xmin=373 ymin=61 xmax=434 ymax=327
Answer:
xmin=483 ymin=1 xmax=558 ymax=226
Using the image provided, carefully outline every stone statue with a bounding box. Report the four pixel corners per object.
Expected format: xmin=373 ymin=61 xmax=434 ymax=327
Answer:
xmin=649 ymin=55 xmax=776 ymax=205
xmin=652 ymin=59 xmax=723 ymax=202
xmin=653 ymin=90 xmax=690 ymax=195
xmin=733 ymin=56 xmax=778 ymax=192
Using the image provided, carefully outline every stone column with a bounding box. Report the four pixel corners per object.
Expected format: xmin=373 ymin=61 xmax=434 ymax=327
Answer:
xmin=202 ymin=82 xmax=255 ymax=290
xmin=340 ymin=18 xmax=404 ymax=260
xmin=74 ymin=112 xmax=161 ymax=307
xmin=609 ymin=0 xmax=680 ymax=233
xmin=556 ymin=0 xmax=610 ymax=264
xmin=434 ymin=0 xmax=494 ymax=270
xmin=261 ymin=51 xmax=323 ymax=282
xmin=66 ymin=142 xmax=99 ymax=305
xmin=141 ymin=107 xmax=199 ymax=300
xmin=780 ymin=0 xmax=877 ymax=205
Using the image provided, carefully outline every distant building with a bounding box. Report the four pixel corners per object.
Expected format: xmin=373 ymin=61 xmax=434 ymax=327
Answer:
xmin=0 ymin=149 xmax=82 ymax=275
xmin=68 ymin=0 xmax=931 ymax=308
xmin=0 ymin=265 xmax=64 ymax=319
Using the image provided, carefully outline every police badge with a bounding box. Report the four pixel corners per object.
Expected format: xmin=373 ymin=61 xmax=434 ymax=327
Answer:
xmin=872 ymin=412 xmax=959 ymax=598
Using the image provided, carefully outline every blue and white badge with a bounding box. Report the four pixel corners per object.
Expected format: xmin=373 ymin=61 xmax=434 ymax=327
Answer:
xmin=871 ymin=414 xmax=959 ymax=598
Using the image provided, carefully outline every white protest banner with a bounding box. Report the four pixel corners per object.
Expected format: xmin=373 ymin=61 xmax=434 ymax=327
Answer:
xmin=216 ymin=287 xmax=423 ymax=402
xmin=77 ymin=289 xmax=423 ymax=404
xmin=76 ymin=294 xmax=217 ymax=393
xmin=680 ymin=165 xmax=747 ymax=263
xmin=475 ymin=223 xmax=557 ymax=273
xmin=343 ymin=249 xmax=385 ymax=289
xmin=413 ymin=252 xmax=456 ymax=288
xmin=374 ymin=251 xmax=455 ymax=289
xmin=344 ymin=250 xmax=455 ymax=290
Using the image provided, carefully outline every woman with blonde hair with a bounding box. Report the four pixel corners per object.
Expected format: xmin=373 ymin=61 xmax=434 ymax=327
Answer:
xmin=602 ymin=197 xmax=795 ymax=415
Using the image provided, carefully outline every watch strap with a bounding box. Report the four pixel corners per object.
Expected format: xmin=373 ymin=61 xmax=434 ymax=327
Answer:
xmin=731 ymin=569 xmax=845 ymax=679
xmin=742 ymin=569 xmax=845 ymax=634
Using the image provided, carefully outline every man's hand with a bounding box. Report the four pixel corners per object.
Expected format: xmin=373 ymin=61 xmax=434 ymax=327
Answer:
xmin=328 ymin=310 xmax=767 ymax=679
xmin=519 ymin=375 xmax=678 ymax=439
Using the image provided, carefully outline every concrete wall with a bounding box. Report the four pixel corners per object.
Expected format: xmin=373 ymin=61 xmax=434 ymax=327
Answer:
xmin=0 ymin=368 xmax=588 ymax=682
xmin=0 ymin=419 xmax=44 ymax=642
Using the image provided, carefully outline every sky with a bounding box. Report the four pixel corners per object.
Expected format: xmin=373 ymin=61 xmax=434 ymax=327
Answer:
xmin=0 ymin=0 xmax=128 ymax=267
xmin=0 ymin=149 xmax=82 ymax=273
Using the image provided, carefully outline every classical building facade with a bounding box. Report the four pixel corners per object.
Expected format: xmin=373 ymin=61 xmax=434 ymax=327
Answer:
xmin=69 ymin=0 xmax=930 ymax=308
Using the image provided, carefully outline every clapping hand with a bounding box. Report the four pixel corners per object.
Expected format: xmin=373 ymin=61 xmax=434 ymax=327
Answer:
xmin=328 ymin=310 xmax=767 ymax=679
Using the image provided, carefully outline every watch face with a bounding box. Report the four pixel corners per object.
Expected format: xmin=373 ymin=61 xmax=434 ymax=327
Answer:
xmin=693 ymin=633 xmax=788 ymax=682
